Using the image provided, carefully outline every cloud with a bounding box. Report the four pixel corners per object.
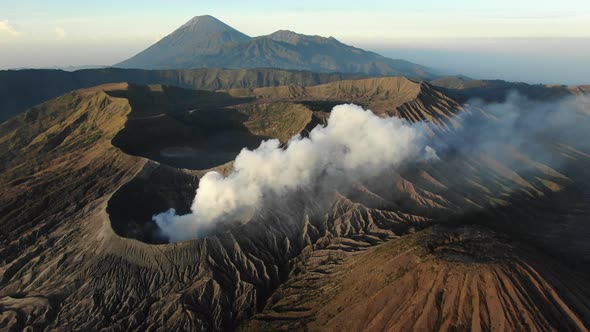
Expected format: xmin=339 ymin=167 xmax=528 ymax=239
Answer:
xmin=0 ymin=21 xmax=23 ymax=37
xmin=154 ymin=104 xmax=434 ymax=242
xmin=55 ymin=27 xmax=66 ymax=40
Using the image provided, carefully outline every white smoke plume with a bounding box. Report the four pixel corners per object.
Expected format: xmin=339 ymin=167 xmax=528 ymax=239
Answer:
xmin=434 ymin=92 xmax=590 ymax=168
xmin=154 ymin=104 xmax=433 ymax=242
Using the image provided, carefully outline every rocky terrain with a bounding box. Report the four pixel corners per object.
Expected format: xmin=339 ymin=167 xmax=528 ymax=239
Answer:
xmin=244 ymin=226 xmax=590 ymax=331
xmin=1 ymin=77 xmax=589 ymax=331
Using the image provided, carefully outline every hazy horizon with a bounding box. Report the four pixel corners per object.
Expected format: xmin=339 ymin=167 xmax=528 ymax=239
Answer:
xmin=2 ymin=0 xmax=589 ymax=84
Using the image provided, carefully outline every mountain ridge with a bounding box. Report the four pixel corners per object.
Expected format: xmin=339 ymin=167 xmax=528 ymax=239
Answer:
xmin=0 ymin=67 xmax=365 ymax=122
xmin=115 ymin=15 xmax=435 ymax=79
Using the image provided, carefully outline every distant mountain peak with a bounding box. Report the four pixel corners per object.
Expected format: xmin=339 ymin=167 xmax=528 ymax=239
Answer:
xmin=181 ymin=15 xmax=213 ymax=26
xmin=178 ymin=15 xmax=241 ymax=34
xmin=270 ymin=30 xmax=300 ymax=36
xmin=116 ymin=15 xmax=251 ymax=69
xmin=267 ymin=30 xmax=304 ymax=44
xmin=267 ymin=29 xmax=337 ymax=45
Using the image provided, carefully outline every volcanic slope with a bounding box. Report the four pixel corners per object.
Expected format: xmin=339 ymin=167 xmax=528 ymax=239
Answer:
xmin=1 ymin=79 xmax=590 ymax=331
xmin=243 ymin=226 xmax=590 ymax=331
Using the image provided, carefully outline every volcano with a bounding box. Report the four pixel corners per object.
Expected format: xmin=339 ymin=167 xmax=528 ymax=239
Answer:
xmin=1 ymin=73 xmax=590 ymax=331
xmin=115 ymin=15 xmax=434 ymax=79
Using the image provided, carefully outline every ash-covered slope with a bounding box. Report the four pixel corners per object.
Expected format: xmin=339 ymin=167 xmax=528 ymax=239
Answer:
xmin=1 ymin=79 xmax=590 ymax=331
xmin=115 ymin=16 xmax=434 ymax=79
xmin=245 ymin=226 xmax=590 ymax=331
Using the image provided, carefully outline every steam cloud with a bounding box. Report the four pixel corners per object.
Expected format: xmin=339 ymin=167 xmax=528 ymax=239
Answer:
xmin=436 ymin=92 xmax=590 ymax=167
xmin=154 ymin=104 xmax=432 ymax=242
xmin=154 ymin=93 xmax=590 ymax=242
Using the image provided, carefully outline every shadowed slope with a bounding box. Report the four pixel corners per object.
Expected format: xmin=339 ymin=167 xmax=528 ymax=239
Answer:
xmin=108 ymin=84 xmax=270 ymax=170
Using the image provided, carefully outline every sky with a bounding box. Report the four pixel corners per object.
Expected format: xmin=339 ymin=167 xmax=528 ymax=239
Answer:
xmin=1 ymin=0 xmax=590 ymax=84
